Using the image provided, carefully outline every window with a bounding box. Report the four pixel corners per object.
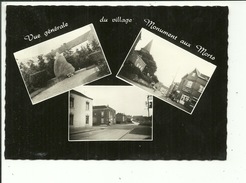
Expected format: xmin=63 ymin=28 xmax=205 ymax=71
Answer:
xmin=198 ymin=85 xmax=204 ymax=93
xmin=70 ymin=97 xmax=74 ymax=108
xmin=192 ymin=72 xmax=196 ymax=77
xmin=86 ymin=115 xmax=89 ymax=124
xmin=180 ymin=94 xmax=190 ymax=102
xmin=70 ymin=114 xmax=74 ymax=125
xmin=186 ymin=81 xmax=193 ymax=88
xmin=101 ymin=111 xmax=104 ymax=117
xmin=86 ymin=102 xmax=89 ymax=110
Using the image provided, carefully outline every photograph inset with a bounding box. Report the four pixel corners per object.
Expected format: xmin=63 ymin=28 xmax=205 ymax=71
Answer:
xmin=68 ymin=86 xmax=153 ymax=141
xmin=117 ymin=28 xmax=216 ymax=114
xmin=14 ymin=24 xmax=111 ymax=104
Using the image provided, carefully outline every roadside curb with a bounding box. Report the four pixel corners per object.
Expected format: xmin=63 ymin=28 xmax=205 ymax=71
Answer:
xmin=70 ymin=127 xmax=107 ymax=135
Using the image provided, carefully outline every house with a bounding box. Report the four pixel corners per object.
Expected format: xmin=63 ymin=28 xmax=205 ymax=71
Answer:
xmin=129 ymin=53 xmax=146 ymax=72
xmin=128 ymin=40 xmax=153 ymax=72
xmin=93 ymin=105 xmax=116 ymax=125
xmin=69 ymin=90 xmax=93 ymax=128
xmin=126 ymin=115 xmax=132 ymax=123
xmin=116 ymin=113 xmax=127 ymax=124
xmin=174 ymin=69 xmax=209 ymax=110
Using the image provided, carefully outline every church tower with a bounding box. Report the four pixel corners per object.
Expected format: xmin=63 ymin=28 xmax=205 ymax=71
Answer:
xmin=141 ymin=40 xmax=153 ymax=54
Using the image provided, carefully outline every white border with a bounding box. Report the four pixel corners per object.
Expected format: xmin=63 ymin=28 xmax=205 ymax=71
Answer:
xmin=2 ymin=1 xmax=246 ymax=183
xmin=67 ymin=85 xmax=153 ymax=142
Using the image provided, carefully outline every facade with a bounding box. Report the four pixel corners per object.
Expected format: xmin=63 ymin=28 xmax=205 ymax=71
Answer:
xmin=69 ymin=90 xmax=93 ymax=128
xmin=129 ymin=53 xmax=146 ymax=72
xmin=116 ymin=113 xmax=127 ymax=124
xmin=174 ymin=69 xmax=209 ymax=110
xmin=93 ymin=105 xmax=116 ymax=125
xmin=129 ymin=40 xmax=153 ymax=72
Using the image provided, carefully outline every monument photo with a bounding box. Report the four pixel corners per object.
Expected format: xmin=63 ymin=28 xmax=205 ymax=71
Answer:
xmin=14 ymin=24 xmax=111 ymax=104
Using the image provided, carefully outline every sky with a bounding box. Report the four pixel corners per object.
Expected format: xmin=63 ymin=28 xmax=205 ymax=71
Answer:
xmin=134 ymin=28 xmax=217 ymax=87
xmin=73 ymin=86 xmax=153 ymax=116
xmin=14 ymin=24 xmax=93 ymax=62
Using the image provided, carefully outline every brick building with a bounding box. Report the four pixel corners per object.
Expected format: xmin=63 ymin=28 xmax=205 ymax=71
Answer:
xmin=93 ymin=105 xmax=116 ymax=125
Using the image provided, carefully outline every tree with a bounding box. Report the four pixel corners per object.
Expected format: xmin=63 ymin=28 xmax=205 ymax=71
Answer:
xmin=19 ymin=62 xmax=34 ymax=92
xmin=86 ymin=43 xmax=93 ymax=53
xmin=152 ymin=75 xmax=159 ymax=83
xmin=37 ymin=55 xmax=46 ymax=70
xmin=45 ymin=53 xmax=55 ymax=78
xmin=91 ymin=40 xmax=100 ymax=51
xmin=136 ymin=50 xmax=157 ymax=76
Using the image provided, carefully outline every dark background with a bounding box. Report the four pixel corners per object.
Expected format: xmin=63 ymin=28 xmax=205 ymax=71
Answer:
xmin=5 ymin=6 xmax=228 ymax=160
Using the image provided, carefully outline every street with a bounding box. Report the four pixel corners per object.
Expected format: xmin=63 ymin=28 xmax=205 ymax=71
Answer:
xmin=69 ymin=123 xmax=152 ymax=141
xmin=119 ymin=76 xmax=192 ymax=113
xmin=32 ymin=67 xmax=102 ymax=104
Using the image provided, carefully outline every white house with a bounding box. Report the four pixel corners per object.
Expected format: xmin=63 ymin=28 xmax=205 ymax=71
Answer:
xmin=69 ymin=90 xmax=93 ymax=128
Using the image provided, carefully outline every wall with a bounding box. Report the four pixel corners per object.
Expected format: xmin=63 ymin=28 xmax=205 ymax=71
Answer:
xmin=70 ymin=93 xmax=93 ymax=128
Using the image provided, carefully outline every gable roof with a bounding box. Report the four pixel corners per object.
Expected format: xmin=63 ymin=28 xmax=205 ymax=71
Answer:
xmin=193 ymin=68 xmax=209 ymax=80
xmin=70 ymin=90 xmax=93 ymax=100
xmin=182 ymin=68 xmax=209 ymax=81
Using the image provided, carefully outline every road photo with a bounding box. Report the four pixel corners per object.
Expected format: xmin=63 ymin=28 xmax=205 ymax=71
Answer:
xmin=68 ymin=86 xmax=153 ymax=141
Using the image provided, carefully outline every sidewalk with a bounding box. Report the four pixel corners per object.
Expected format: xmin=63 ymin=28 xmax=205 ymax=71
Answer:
xmin=120 ymin=125 xmax=152 ymax=140
xmin=70 ymin=125 xmax=108 ymax=135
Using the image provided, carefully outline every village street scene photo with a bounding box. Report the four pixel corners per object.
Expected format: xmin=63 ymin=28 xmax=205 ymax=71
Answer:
xmin=68 ymin=86 xmax=153 ymax=141
xmin=14 ymin=24 xmax=111 ymax=104
xmin=117 ymin=28 xmax=216 ymax=114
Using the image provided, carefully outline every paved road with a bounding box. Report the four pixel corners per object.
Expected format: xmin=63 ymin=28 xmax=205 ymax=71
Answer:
xmin=119 ymin=77 xmax=192 ymax=113
xmin=70 ymin=124 xmax=152 ymax=141
xmin=32 ymin=67 xmax=99 ymax=104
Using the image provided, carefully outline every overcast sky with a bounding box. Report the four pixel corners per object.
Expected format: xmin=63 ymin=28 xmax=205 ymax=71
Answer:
xmin=73 ymin=86 xmax=153 ymax=116
xmin=134 ymin=28 xmax=217 ymax=87
xmin=14 ymin=24 xmax=93 ymax=61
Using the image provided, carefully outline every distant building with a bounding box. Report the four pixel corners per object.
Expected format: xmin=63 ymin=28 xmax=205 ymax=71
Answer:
xmin=132 ymin=115 xmax=152 ymax=125
xmin=116 ymin=113 xmax=128 ymax=124
xmin=93 ymin=105 xmax=116 ymax=125
xmin=132 ymin=115 xmax=145 ymax=122
xmin=69 ymin=90 xmax=93 ymax=128
xmin=167 ymin=82 xmax=179 ymax=100
xmin=174 ymin=69 xmax=209 ymax=110
xmin=154 ymin=82 xmax=169 ymax=96
xmin=126 ymin=115 xmax=132 ymax=122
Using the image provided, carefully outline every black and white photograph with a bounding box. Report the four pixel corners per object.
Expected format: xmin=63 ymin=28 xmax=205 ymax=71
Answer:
xmin=14 ymin=24 xmax=111 ymax=104
xmin=68 ymin=86 xmax=153 ymax=141
xmin=3 ymin=4 xmax=231 ymax=182
xmin=117 ymin=28 xmax=217 ymax=114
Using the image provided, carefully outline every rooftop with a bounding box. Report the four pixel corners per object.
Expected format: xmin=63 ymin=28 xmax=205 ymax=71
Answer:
xmin=70 ymin=90 xmax=93 ymax=100
xmin=93 ymin=105 xmax=116 ymax=111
